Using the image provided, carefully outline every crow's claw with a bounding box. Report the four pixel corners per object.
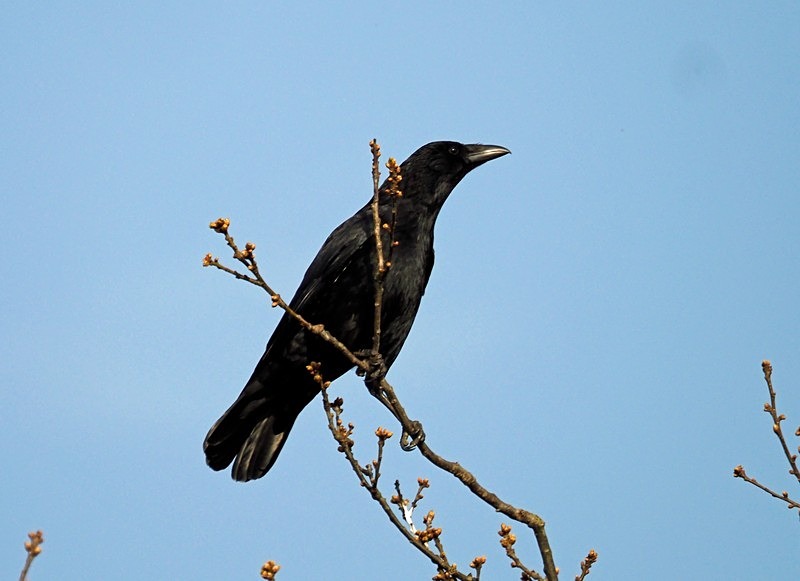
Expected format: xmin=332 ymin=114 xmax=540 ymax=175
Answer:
xmin=400 ymin=421 xmax=425 ymax=451
xmin=355 ymin=349 xmax=387 ymax=388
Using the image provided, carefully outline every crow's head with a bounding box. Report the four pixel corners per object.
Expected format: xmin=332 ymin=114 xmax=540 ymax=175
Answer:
xmin=397 ymin=141 xmax=510 ymax=208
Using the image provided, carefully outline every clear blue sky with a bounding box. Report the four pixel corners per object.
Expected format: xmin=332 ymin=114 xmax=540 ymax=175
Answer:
xmin=3 ymin=3 xmax=799 ymax=579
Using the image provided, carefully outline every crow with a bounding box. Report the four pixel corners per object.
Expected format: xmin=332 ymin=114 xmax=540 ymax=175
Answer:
xmin=204 ymin=141 xmax=510 ymax=481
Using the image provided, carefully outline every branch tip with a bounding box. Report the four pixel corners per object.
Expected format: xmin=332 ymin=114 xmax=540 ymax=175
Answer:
xmin=260 ymin=560 xmax=281 ymax=580
xmin=19 ymin=530 xmax=44 ymax=581
xmin=209 ymin=217 xmax=230 ymax=233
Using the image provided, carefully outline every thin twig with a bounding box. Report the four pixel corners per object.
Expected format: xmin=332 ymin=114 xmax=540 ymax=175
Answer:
xmin=372 ymin=426 xmax=393 ymax=489
xmin=19 ymin=530 xmax=43 ymax=581
xmin=760 ymin=360 xmax=800 ymax=482
xmin=411 ymin=477 xmax=431 ymax=513
xmin=574 ymin=549 xmax=598 ymax=581
xmin=377 ymin=376 xmax=558 ymax=579
xmin=369 ymin=139 xmax=385 ymax=358
xmin=499 ymin=524 xmax=544 ymax=581
xmin=204 ymin=224 xmax=366 ymax=373
xmin=312 ymin=367 xmax=473 ymax=581
xmin=733 ymin=360 xmax=800 ymax=513
xmin=733 ymin=465 xmax=800 ymax=510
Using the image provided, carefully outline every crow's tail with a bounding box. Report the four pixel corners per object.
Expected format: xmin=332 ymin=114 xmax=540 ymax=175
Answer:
xmin=203 ymin=383 xmax=298 ymax=482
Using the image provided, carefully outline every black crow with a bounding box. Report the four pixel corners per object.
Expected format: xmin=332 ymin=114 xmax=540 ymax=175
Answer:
xmin=204 ymin=141 xmax=510 ymax=481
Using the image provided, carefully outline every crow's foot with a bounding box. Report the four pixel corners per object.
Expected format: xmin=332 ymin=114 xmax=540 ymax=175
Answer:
xmin=355 ymin=349 xmax=387 ymax=390
xmin=400 ymin=421 xmax=425 ymax=451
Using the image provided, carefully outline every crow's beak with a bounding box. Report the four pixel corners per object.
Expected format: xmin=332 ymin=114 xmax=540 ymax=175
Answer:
xmin=465 ymin=144 xmax=511 ymax=166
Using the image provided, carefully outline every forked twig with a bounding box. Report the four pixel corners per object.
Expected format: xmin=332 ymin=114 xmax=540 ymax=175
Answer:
xmin=309 ymin=363 xmax=473 ymax=580
xmin=734 ymin=360 xmax=800 ymax=512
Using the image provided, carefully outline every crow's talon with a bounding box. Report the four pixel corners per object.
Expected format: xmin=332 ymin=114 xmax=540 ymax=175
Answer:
xmin=355 ymin=349 xmax=387 ymax=388
xmin=400 ymin=421 xmax=425 ymax=451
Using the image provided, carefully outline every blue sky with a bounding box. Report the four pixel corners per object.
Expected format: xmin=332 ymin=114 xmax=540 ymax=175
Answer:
xmin=2 ymin=3 xmax=799 ymax=579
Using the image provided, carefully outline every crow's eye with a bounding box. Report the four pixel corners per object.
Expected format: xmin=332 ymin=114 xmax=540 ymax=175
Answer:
xmin=448 ymin=145 xmax=459 ymax=155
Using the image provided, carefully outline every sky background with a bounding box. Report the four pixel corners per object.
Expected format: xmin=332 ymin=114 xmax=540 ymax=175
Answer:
xmin=2 ymin=2 xmax=799 ymax=580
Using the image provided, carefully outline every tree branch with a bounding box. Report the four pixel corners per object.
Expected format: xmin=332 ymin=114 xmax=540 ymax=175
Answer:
xmin=734 ymin=360 xmax=800 ymax=513
xmin=760 ymin=360 xmax=800 ymax=483
xmin=369 ymin=139 xmax=386 ymax=358
xmin=308 ymin=363 xmax=474 ymax=580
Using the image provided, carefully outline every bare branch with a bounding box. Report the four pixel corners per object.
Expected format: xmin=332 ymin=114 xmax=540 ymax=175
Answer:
xmin=203 ymin=226 xmax=366 ymax=372
xmin=734 ymin=360 xmax=800 ymax=513
xmin=310 ymin=365 xmax=474 ymax=580
xmin=733 ymin=465 xmax=800 ymax=510
xmin=371 ymin=426 xmax=393 ymax=489
xmin=760 ymin=360 xmax=800 ymax=483
xmin=374 ymin=375 xmax=559 ymax=579
xmin=369 ymin=139 xmax=386 ymax=358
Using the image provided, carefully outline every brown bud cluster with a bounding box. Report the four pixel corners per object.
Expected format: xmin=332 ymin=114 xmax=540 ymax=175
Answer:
xmin=584 ymin=549 xmax=598 ymax=566
xmin=417 ymin=478 xmax=430 ymax=489
xmin=499 ymin=533 xmax=517 ymax=549
xmin=470 ymin=555 xmax=487 ymax=569
xmin=375 ymin=426 xmax=393 ymax=440
xmin=498 ymin=523 xmax=516 ymax=548
xmin=24 ymin=530 xmax=44 ymax=556
xmin=239 ymin=241 xmax=256 ymax=260
xmin=260 ymin=560 xmax=281 ymax=579
xmin=386 ymin=157 xmax=403 ymax=197
xmin=305 ymin=361 xmax=323 ymax=383
xmin=332 ymin=409 xmax=355 ymax=452
xmin=202 ymin=253 xmax=216 ymax=267
xmin=733 ymin=465 xmax=746 ymax=478
xmin=416 ymin=526 xmax=442 ymax=543
xmin=209 ymin=217 xmax=230 ymax=233
xmin=370 ymin=139 xmax=381 ymax=157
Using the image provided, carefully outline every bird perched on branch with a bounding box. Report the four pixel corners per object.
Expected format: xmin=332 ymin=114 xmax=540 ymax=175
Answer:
xmin=204 ymin=141 xmax=510 ymax=481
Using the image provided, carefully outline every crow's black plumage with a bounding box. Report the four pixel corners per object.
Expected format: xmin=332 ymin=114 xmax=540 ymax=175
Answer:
xmin=204 ymin=141 xmax=510 ymax=481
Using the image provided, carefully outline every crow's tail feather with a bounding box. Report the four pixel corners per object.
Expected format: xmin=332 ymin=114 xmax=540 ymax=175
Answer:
xmin=203 ymin=386 xmax=298 ymax=482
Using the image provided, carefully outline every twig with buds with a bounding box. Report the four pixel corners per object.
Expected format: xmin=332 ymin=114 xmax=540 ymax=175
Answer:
xmin=18 ymin=530 xmax=44 ymax=581
xmin=734 ymin=360 xmax=800 ymax=513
